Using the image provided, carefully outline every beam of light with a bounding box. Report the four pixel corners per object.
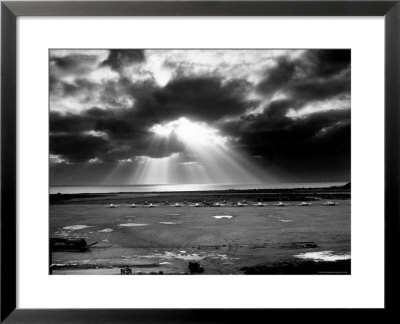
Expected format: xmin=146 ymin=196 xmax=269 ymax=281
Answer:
xmin=145 ymin=117 xmax=277 ymax=185
xmin=102 ymin=159 xmax=135 ymax=185
xmin=130 ymin=153 xmax=180 ymax=184
xmin=178 ymin=162 xmax=212 ymax=184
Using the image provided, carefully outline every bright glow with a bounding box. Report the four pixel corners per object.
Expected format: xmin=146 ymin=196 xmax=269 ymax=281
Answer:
xmin=50 ymin=154 xmax=69 ymax=165
xmin=286 ymin=96 xmax=350 ymax=119
xmin=118 ymin=158 xmax=133 ymax=163
xmin=83 ymin=130 xmax=109 ymax=139
xmin=88 ymin=157 xmax=102 ymax=164
xmin=150 ymin=117 xmax=227 ymax=146
xmin=151 ymin=124 xmax=173 ymax=137
xmin=315 ymin=121 xmax=347 ymax=138
xmin=131 ymin=153 xmax=180 ymax=184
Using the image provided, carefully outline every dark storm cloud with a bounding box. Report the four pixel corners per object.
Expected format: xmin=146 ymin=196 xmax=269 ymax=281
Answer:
xmin=52 ymin=75 xmax=252 ymax=132
xmin=50 ymin=54 xmax=100 ymax=78
xmin=308 ymin=49 xmax=351 ymax=78
xmin=51 ymin=78 xmax=101 ymax=99
xmin=133 ymin=76 xmax=254 ymax=123
xmin=222 ymin=100 xmax=350 ymax=180
xmin=49 ymin=75 xmax=253 ymax=163
xmin=49 ymin=54 xmax=101 ymax=95
xmin=50 ymin=108 xmax=115 ymax=134
xmin=101 ymin=49 xmax=145 ymax=71
xmin=257 ymin=57 xmax=297 ymax=95
xmin=50 ymin=54 xmax=98 ymax=71
xmin=257 ymin=49 xmax=350 ymax=110
xmin=288 ymin=74 xmax=350 ymax=104
xmin=50 ymin=127 xmax=184 ymax=163
xmin=235 ymin=108 xmax=350 ymax=152
xmin=50 ymin=133 xmax=110 ymax=163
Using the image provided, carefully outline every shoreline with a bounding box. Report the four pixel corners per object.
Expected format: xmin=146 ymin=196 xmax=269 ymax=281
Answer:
xmin=50 ymin=183 xmax=350 ymax=195
xmin=50 ymin=185 xmax=350 ymax=205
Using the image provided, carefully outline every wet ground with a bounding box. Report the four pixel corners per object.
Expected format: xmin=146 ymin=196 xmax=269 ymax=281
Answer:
xmin=50 ymin=200 xmax=350 ymax=275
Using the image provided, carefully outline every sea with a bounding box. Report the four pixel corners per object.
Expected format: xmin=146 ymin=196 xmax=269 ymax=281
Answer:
xmin=50 ymin=182 xmax=347 ymax=194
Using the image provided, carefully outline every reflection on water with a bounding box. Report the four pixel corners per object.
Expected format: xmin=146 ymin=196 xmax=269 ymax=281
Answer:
xmin=118 ymin=223 xmax=148 ymax=227
xmin=294 ymin=251 xmax=351 ymax=262
xmin=213 ymin=215 xmax=233 ymax=219
xmin=50 ymin=182 xmax=346 ymax=194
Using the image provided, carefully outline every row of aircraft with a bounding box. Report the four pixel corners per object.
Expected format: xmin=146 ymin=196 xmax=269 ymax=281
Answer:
xmin=106 ymin=201 xmax=338 ymax=208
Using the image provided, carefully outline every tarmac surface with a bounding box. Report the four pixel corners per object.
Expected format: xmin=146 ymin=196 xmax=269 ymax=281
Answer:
xmin=50 ymin=195 xmax=350 ymax=275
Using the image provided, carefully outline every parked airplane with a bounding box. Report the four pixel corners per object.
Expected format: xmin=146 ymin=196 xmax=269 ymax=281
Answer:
xmin=298 ymin=202 xmax=312 ymax=206
xmin=252 ymin=202 xmax=268 ymax=207
xmin=214 ymin=202 xmax=228 ymax=207
xmin=189 ymin=203 xmax=203 ymax=207
xmin=274 ymin=202 xmax=289 ymax=207
xmin=169 ymin=202 xmax=184 ymax=207
xmin=234 ymin=202 xmax=248 ymax=207
xmin=145 ymin=203 xmax=159 ymax=208
xmin=323 ymin=201 xmax=337 ymax=206
xmin=201 ymin=201 xmax=214 ymax=207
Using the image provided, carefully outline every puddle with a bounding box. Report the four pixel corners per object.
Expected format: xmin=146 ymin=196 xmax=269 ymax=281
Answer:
xmin=52 ymin=263 xmax=78 ymax=267
xmin=280 ymin=219 xmax=293 ymax=222
xmin=208 ymin=253 xmax=229 ymax=260
xmin=54 ymin=231 xmax=69 ymax=237
xmin=98 ymin=228 xmax=113 ymax=233
xmin=294 ymin=251 xmax=351 ymax=262
xmin=118 ymin=223 xmax=148 ymax=227
xmin=213 ymin=215 xmax=233 ymax=219
xmin=139 ymin=251 xmax=205 ymax=261
xmin=63 ymin=225 xmax=93 ymax=231
xmin=160 ymin=222 xmax=177 ymax=225
xmin=217 ymin=254 xmax=229 ymax=260
xmin=164 ymin=252 xmax=204 ymax=261
xmin=137 ymin=250 xmax=239 ymax=263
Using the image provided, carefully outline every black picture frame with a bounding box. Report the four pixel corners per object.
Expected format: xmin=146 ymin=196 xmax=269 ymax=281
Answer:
xmin=1 ymin=1 xmax=399 ymax=322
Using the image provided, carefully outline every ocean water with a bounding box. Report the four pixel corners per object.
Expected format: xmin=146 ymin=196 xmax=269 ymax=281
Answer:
xmin=50 ymin=182 xmax=347 ymax=194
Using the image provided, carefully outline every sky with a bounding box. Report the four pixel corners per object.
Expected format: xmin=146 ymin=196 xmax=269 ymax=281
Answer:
xmin=49 ymin=49 xmax=350 ymax=186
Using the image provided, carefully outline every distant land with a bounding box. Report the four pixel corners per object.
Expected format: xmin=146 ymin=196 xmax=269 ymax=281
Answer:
xmin=342 ymin=182 xmax=351 ymax=189
xmin=50 ymin=184 xmax=350 ymax=205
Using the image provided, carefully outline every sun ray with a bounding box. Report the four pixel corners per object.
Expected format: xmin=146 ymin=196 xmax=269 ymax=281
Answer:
xmin=141 ymin=117 xmax=276 ymax=185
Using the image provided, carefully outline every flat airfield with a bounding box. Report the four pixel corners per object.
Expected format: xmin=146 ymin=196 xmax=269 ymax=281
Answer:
xmin=50 ymin=189 xmax=350 ymax=275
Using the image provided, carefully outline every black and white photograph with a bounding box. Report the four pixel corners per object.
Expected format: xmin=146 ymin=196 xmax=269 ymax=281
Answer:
xmin=49 ymin=49 xmax=351 ymax=275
